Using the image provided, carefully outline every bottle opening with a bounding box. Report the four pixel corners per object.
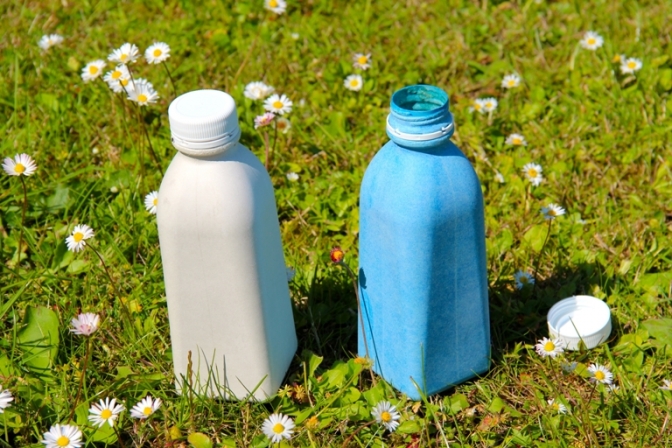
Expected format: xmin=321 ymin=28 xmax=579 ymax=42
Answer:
xmin=391 ymin=85 xmax=448 ymax=113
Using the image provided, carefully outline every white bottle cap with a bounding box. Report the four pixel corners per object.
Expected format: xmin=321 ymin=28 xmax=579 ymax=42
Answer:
xmin=168 ymin=89 xmax=241 ymax=155
xmin=547 ymin=295 xmax=612 ymax=350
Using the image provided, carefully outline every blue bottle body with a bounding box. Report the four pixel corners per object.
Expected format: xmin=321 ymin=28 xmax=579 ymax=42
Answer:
xmin=358 ymin=85 xmax=490 ymax=399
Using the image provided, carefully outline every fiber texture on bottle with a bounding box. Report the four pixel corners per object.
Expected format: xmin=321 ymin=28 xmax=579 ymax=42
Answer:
xmin=358 ymin=85 xmax=490 ymax=399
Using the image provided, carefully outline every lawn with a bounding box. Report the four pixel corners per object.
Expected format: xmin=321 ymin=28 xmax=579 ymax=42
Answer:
xmin=1 ymin=0 xmax=672 ymax=446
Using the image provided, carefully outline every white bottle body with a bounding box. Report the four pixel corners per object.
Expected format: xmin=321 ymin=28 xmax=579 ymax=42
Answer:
xmin=157 ymin=142 xmax=297 ymax=401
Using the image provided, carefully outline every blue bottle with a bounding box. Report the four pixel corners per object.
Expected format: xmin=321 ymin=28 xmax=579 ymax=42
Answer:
xmin=358 ymin=84 xmax=490 ymax=400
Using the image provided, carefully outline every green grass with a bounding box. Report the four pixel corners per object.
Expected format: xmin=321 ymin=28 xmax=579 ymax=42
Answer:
xmin=2 ymin=0 xmax=672 ymax=446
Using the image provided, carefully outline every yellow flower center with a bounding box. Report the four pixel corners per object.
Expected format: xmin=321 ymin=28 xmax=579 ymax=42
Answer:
xmin=353 ymin=357 xmax=366 ymax=364
xmin=89 ymin=65 xmax=98 ymax=74
xmin=112 ymin=70 xmax=122 ymax=79
xmin=153 ymin=198 xmax=158 ymax=206
xmin=627 ymin=61 xmax=636 ymax=69
xmin=612 ymin=55 xmax=621 ymax=63
xmin=485 ymin=102 xmax=493 ymax=109
xmin=120 ymin=54 xmax=128 ymax=61
xmin=15 ymin=163 xmax=25 ymax=173
xmin=273 ymin=100 xmax=283 ymax=109
xmin=306 ymin=416 xmax=319 ymax=428
xmin=551 ymin=402 xmax=559 ymax=411
xmin=358 ymin=55 xmax=368 ymax=65
xmin=508 ymin=79 xmax=516 ymax=86
xmin=350 ymin=79 xmax=359 ymax=87
xmin=594 ymin=370 xmax=605 ymax=381
xmin=527 ymin=169 xmax=538 ymax=178
xmin=269 ymin=0 xmax=278 ymax=7
xmin=520 ymin=276 xmax=529 ymax=284
xmin=272 ymin=422 xmax=285 ymax=434
xmin=277 ymin=121 xmax=287 ymax=130
xmin=549 ymin=209 xmax=557 ymax=216
xmin=137 ymin=94 xmax=148 ymax=103
xmin=474 ymin=103 xmax=482 ymax=110
xmin=56 ymin=436 xmax=70 ymax=447
xmin=153 ymin=49 xmax=162 ymax=57
xmin=380 ymin=411 xmax=392 ymax=422
xmin=544 ymin=341 xmax=555 ymax=352
xmin=73 ymin=232 xmax=84 ymax=243
xmin=143 ymin=406 xmax=153 ymax=415
xmin=587 ymin=38 xmax=596 ymax=45
xmin=121 ymin=79 xmax=129 ymax=86
xmin=101 ymin=409 xmax=113 ymax=419
xmin=512 ymin=137 xmax=521 ymax=144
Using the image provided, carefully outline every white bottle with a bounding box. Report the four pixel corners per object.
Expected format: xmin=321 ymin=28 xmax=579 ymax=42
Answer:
xmin=157 ymin=89 xmax=297 ymax=401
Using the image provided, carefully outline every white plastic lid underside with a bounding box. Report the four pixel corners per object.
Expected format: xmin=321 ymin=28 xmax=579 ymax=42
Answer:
xmin=547 ymin=295 xmax=611 ymax=350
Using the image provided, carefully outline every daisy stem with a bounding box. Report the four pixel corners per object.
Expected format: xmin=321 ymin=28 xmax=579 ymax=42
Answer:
xmin=339 ymin=262 xmax=373 ymax=373
xmin=532 ymin=219 xmax=553 ymax=293
xmin=262 ymin=131 xmax=270 ymax=171
xmin=136 ymin=106 xmax=164 ymax=176
xmin=16 ymin=176 xmax=27 ymax=265
xmin=89 ymin=244 xmax=135 ymax=331
xmin=69 ymin=336 xmax=92 ymax=422
xmin=113 ymin=425 xmax=126 ymax=448
xmin=161 ymin=61 xmax=177 ymax=98
xmin=270 ymin=122 xmax=279 ymax=169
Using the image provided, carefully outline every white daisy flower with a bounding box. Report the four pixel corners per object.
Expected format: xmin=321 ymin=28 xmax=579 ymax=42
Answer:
xmin=38 ymin=34 xmax=64 ymax=51
xmin=501 ymin=73 xmax=521 ymax=89
xmin=103 ymin=65 xmax=131 ymax=93
xmin=127 ymin=82 xmax=159 ymax=106
xmin=522 ymin=162 xmax=543 ymax=187
xmin=353 ymin=53 xmax=372 ymax=70
xmin=254 ymin=112 xmax=276 ymax=129
xmin=547 ymin=399 xmax=568 ymax=414
xmin=41 ymin=424 xmax=83 ymax=448
xmin=588 ymin=363 xmax=613 ymax=385
xmin=290 ymin=32 xmax=300 ymax=40
xmin=612 ymin=54 xmax=625 ymax=64
xmin=145 ymin=42 xmax=170 ymax=64
xmin=286 ymin=172 xmax=299 ymax=182
xmin=264 ymin=94 xmax=293 ymax=115
xmin=620 ymin=57 xmax=643 ymax=74
xmin=514 ymin=270 xmax=534 ymax=289
xmin=344 ymin=74 xmax=363 ymax=91
xmin=108 ymin=43 xmax=140 ymax=65
xmin=261 ymin=413 xmax=295 ymax=443
xmin=482 ymin=97 xmax=498 ymax=113
xmin=110 ymin=186 xmax=119 ymax=194
xmin=276 ymin=117 xmax=291 ymax=133
xmin=244 ymin=81 xmax=275 ymax=100
xmin=372 ymin=401 xmax=401 ymax=432
xmin=81 ymin=60 xmax=106 ymax=82
xmin=144 ymin=191 xmax=158 ymax=214
xmin=264 ymin=0 xmax=287 ymax=14
xmin=580 ymin=31 xmax=604 ymax=51
xmin=469 ymin=98 xmax=486 ymax=113
xmin=505 ymin=133 xmax=527 ymax=146
xmin=130 ymin=396 xmax=161 ymax=419
xmin=660 ymin=379 xmax=671 ymax=390
xmin=3 ymin=153 xmax=37 ymax=177
xmin=535 ymin=337 xmax=564 ymax=358
xmin=88 ymin=397 xmax=124 ymax=428
xmin=65 ymin=224 xmax=95 ymax=253
xmin=494 ymin=172 xmax=505 ymax=183
xmin=607 ymin=383 xmax=620 ymax=393
xmin=0 ymin=387 xmax=13 ymax=413
xmin=70 ymin=313 xmax=100 ymax=336
xmin=542 ymin=203 xmax=566 ymax=221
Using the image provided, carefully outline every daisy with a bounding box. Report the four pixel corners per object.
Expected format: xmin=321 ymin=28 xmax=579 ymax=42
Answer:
xmin=547 ymin=399 xmax=568 ymax=414
xmin=505 ymin=133 xmax=527 ymax=146
xmin=542 ymin=203 xmax=566 ymax=220
xmin=0 ymin=387 xmax=13 ymax=413
xmin=580 ymin=31 xmax=604 ymax=50
xmin=482 ymin=97 xmax=498 ymax=113
xmin=38 ymin=34 xmax=64 ymax=51
xmin=470 ymin=98 xmax=486 ymax=113
xmin=70 ymin=313 xmax=100 ymax=336
xmin=588 ymin=363 xmax=613 ymax=385
xmin=514 ymin=270 xmax=534 ymax=289
xmin=494 ymin=172 xmax=505 ymax=183
xmin=81 ymin=60 xmax=106 ymax=82
xmin=522 ymin=162 xmax=543 ymax=187
xmin=501 ymin=73 xmax=521 ymax=89
xmin=344 ymin=74 xmax=363 ymax=91
xmin=65 ymin=224 xmax=95 ymax=253
xmin=42 ymin=424 xmax=83 ymax=448
xmin=535 ymin=337 xmax=564 ymax=358
xmin=660 ymin=379 xmax=672 ymax=390
xmin=612 ymin=54 xmax=625 ymax=64
xmin=108 ymin=43 xmax=140 ymax=64
xmin=286 ymin=172 xmax=299 ymax=182
xmin=620 ymin=57 xmax=643 ymax=74
xmin=264 ymin=94 xmax=293 ymax=115
xmin=371 ymin=401 xmax=401 ymax=432
xmin=261 ymin=413 xmax=295 ymax=443
xmin=276 ymin=117 xmax=291 ymax=133
xmin=103 ymin=65 xmax=131 ymax=93
xmin=254 ymin=112 xmax=275 ymax=129
xmin=88 ymin=398 xmax=124 ymax=428
xmin=353 ymin=53 xmax=371 ymax=70
xmin=3 ymin=153 xmax=37 ymax=176
xmin=144 ymin=191 xmax=158 ymax=214
xmin=264 ymin=0 xmax=287 ymax=14
xmin=127 ymin=82 xmax=159 ymax=106
xmin=244 ymin=81 xmax=275 ymax=100
xmin=330 ymin=247 xmax=345 ymax=263
xmin=145 ymin=42 xmax=170 ymax=64
xmin=130 ymin=396 xmax=161 ymax=419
